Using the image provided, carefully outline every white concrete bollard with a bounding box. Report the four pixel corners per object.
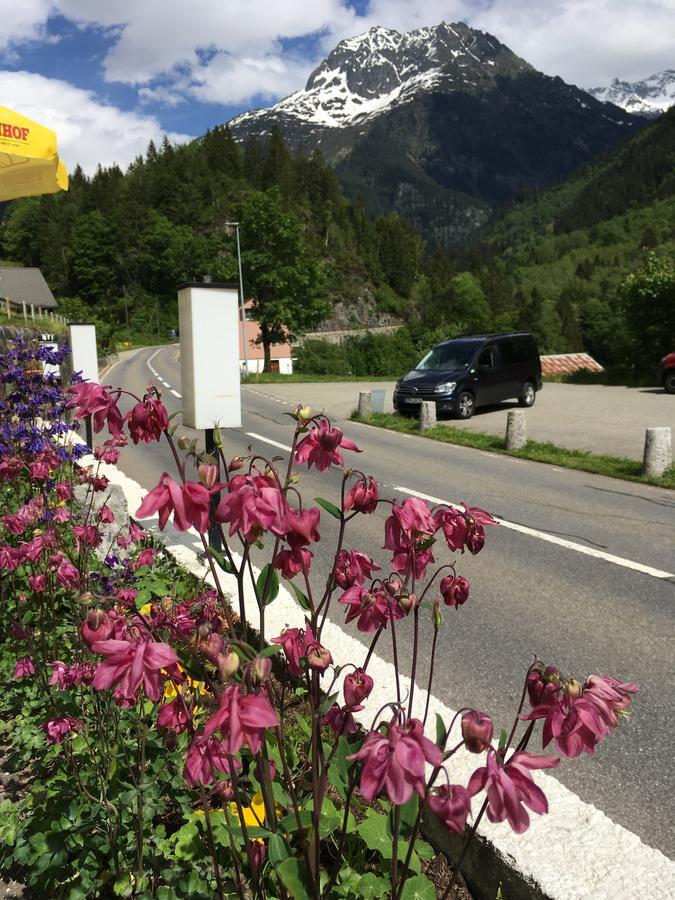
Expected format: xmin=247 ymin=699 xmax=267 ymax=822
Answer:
xmin=357 ymin=391 xmax=373 ymax=417
xmin=505 ymin=410 xmax=527 ymax=450
xmin=420 ymin=400 xmax=437 ymax=431
xmin=642 ymin=427 xmax=672 ymax=478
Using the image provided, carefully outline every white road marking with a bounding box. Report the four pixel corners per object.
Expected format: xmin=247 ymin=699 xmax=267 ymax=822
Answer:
xmin=160 ymin=380 xmax=170 ymax=387
xmin=392 ymin=484 xmax=675 ymax=581
xmin=170 ymin=389 xmax=181 ymax=398
xmin=245 ymin=432 xmax=293 ymax=452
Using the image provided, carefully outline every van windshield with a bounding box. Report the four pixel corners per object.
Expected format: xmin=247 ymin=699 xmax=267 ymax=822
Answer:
xmin=415 ymin=341 xmax=477 ymax=371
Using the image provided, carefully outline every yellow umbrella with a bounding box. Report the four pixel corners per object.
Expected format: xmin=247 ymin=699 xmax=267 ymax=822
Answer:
xmin=0 ymin=105 xmax=68 ymax=201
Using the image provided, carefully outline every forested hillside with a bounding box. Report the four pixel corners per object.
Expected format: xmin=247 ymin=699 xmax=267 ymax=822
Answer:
xmin=0 ymin=127 xmax=423 ymax=354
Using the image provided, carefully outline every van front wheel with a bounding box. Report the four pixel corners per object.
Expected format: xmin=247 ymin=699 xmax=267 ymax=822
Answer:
xmin=456 ymin=391 xmax=475 ymax=419
xmin=518 ymin=382 xmax=536 ymax=407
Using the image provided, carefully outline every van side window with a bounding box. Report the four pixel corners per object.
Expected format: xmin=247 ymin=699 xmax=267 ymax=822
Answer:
xmin=478 ymin=346 xmax=498 ymax=369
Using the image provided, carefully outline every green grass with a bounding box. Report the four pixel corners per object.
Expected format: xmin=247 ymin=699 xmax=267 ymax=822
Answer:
xmin=1 ymin=315 xmax=66 ymax=333
xmin=352 ymin=412 xmax=675 ymax=490
xmin=242 ymin=372 xmax=398 ymax=384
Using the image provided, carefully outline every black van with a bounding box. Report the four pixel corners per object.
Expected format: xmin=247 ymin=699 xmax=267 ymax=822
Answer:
xmin=393 ymin=333 xmax=542 ymax=419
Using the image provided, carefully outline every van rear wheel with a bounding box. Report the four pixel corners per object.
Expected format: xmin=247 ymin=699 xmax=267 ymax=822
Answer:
xmin=518 ymin=382 xmax=536 ymax=407
xmin=664 ymin=371 xmax=675 ymax=394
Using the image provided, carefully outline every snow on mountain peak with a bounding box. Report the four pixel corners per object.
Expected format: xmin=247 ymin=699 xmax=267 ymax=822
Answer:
xmin=588 ymin=70 xmax=675 ymax=117
xmin=231 ymin=21 xmax=521 ymax=131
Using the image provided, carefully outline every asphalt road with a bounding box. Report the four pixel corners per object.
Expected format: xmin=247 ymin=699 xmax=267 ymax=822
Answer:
xmin=106 ymin=345 xmax=675 ymax=858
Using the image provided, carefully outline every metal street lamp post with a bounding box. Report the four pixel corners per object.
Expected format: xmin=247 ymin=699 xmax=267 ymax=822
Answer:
xmin=224 ymin=222 xmax=249 ymax=377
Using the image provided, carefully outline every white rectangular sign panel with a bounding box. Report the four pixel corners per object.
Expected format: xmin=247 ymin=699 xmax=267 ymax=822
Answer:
xmin=68 ymin=323 xmax=99 ymax=385
xmin=178 ymin=283 xmax=241 ymax=430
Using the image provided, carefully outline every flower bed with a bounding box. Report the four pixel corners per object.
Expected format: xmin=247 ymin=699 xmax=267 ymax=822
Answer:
xmin=0 ymin=339 xmax=639 ymax=899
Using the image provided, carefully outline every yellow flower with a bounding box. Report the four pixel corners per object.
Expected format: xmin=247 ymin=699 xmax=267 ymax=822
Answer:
xmin=139 ymin=602 xmax=152 ymax=616
xmin=229 ymin=791 xmax=267 ymax=828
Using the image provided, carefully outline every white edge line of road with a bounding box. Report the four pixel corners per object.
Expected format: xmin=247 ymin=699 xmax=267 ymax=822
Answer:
xmin=243 ymin=431 xmax=675 ymax=582
xmin=63 ymin=429 xmax=674 ymax=900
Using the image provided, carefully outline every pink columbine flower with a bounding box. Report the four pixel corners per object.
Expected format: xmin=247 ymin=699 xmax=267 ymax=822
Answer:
xmin=427 ymin=784 xmax=472 ymax=834
xmin=440 ymin=575 xmax=470 ymax=609
xmin=41 ymin=716 xmax=81 ymax=745
xmin=215 ymin=474 xmax=287 ymax=542
xmin=522 ymin=672 xmax=638 ymax=758
xmin=348 ymin=718 xmax=443 ymax=805
xmin=344 ymin=668 xmax=374 ymax=707
xmin=81 ymin=609 xmax=115 ymax=649
xmin=183 ymin=735 xmax=241 ymax=787
xmin=53 ymin=507 xmax=71 ymax=524
xmin=384 ymin=498 xmax=438 ymax=579
xmin=157 ymin=698 xmax=192 ymax=735
xmin=28 ymin=574 xmax=46 ymax=592
xmin=274 ymin=546 xmax=313 ymax=579
xmin=92 ymin=637 xmax=179 ymax=703
xmin=339 ymin=585 xmax=404 ymax=632
xmin=343 ymin=476 xmax=378 ymax=514
xmin=304 ymin=624 xmax=333 ymax=672
xmin=56 ymin=560 xmax=80 ymax=589
xmin=14 ymin=656 xmax=35 ymax=679
xmin=48 ymin=661 xmax=71 ymax=690
xmin=55 ymin=481 xmax=72 ymax=501
xmin=136 ymin=473 xmax=220 ymax=533
xmin=334 ymin=550 xmax=381 ymax=589
xmin=271 ymin=627 xmax=306 ymax=676
xmin=203 ymin=684 xmax=279 ymax=755
xmin=322 ymin=704 xmax=359 ymax=737
xmin=468 ymin=749 xmax=559 ymax=834
xmin=67 ymin=382 xmax=124 ymax=436
xmin=461 ymin=710 xmax=494 ymax=753
xmin=127 ymin=398 xmax=169 ymax=444
xmin=295 ymin=419 xmax=361 ymax=472
xmin=97 ymin=504 xmax=115 ymax=524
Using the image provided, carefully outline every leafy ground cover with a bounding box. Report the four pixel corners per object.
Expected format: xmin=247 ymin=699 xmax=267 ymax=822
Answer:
xmin=352 ymin=412 xmax=675 ymax=490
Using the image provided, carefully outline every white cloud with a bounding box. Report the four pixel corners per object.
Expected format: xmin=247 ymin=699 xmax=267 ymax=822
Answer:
xmin=0 ymin=1 xmax=673 ymax=112
xmin=0 ymin=70 xmax=191 ymax=175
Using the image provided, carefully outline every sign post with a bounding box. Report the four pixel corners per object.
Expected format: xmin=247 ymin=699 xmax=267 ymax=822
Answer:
xmin=68 ymin=322 xmax=99 ymax=447
xmin=178 ymin=281 xmax=242 ymax=550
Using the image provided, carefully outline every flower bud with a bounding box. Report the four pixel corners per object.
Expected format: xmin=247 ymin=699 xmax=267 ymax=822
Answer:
xmin=216 ymin=650 xmax=240 ymax=680
xmin=228 ymin=456 xmax=245 ymax=472
xmin=177 ymin=435 xmax=192 ymax=450
xmin=198 ymin=462 xmax=219 ymax=489
xmin=461 ymin=709 xmax=493 ymax=753
xmin=398 ymin=591 xmax=418 ymax=615
xmin=297 ymin=405 xmax=312 ymax=422
xmin=199 ymin=631 xmax=224 ymax=663
xmin=432 ymin=600 xmax=443 ymax=630
xmin=344 ymin=668 xmax=374 ymax=707
xmin=306 ymin=644 xmax=333 ymax=672
xmin=77 ymin=590 xmax=94 ymax=606
xmin=251 ymin=656 xmax=272 ymax=683
xmin=565 ymin=678 xmax=582 ymax=699
xmin=440 ymin=575 xmax=470 ymax=609
xmin=383 ymin=575 xmax=402 ymax=597
xmin=161 ymin=596 xmax=174 ymax=614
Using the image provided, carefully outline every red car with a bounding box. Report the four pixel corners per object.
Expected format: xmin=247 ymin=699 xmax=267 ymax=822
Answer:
xmin=658 ymin=352 xmax=675 ymax=393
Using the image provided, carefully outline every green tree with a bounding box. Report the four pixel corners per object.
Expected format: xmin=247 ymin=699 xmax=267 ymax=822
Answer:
xmin=239 ymin=189 xmax=329 ymax=371
xmin=68 ymin=210 xmax=118 ymax=307
xmin=621 ymin=252 xmax=675 ymax=367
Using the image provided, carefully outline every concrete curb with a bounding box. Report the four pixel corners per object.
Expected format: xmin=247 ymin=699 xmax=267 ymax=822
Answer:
xmin=70 ymin=434 xmax=675 ymax=900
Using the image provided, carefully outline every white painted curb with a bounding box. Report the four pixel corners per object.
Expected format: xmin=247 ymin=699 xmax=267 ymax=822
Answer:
xmin=73 ymin=436 xmax=675 ymax=900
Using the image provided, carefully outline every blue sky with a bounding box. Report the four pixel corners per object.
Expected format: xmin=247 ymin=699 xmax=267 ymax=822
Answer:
xmin=1 ymin=1 xmax=672 ymax=173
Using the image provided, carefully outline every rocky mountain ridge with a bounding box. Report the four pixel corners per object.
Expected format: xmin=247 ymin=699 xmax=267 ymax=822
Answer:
xmin=228 ymin=22 xmax=642 ymax=247
xmin=588 ymin=70 xmax=675 ymax=118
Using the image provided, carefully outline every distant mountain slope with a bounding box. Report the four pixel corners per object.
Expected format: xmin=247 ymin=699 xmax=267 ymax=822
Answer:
xmin=588 ymin=71 xmax=675 ymax=118
xmin=228 ymin=22 xmax=641 ymax=247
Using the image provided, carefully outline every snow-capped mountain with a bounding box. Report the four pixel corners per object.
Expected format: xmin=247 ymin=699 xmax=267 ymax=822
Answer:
xmin=232 ymin=23 xmax=527 ymax=132
xmin=227 ymin=22 xmax=642 ymax=246
xmin=588 ymin=71 xmax=675 ymax=117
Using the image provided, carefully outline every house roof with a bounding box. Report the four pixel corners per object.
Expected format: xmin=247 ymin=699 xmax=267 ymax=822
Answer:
xmin=0 ymin=267 xmax=57 ymax=309
xmin=541 ymin=352 xmax=604 ymax=376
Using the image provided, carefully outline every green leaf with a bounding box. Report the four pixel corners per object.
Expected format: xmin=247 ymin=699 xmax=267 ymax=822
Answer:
xmin=276 ymin=857 xmax=313 ymax=900
xmin=399 ymin=874 xmax=436 ymax=900
xmin=357 ymin=873 xmax=390 ymax=898
xmin=314 ymin=496 xmax=342 ymax=519
xmin=209 ymin=546 xmax=235 ymax=574
xmin=288 ymin=580 xmax=312 ymax=611
xmin=498 ymin=728 xmax=508 ymax=751
xmin=257 ymin=564 xmax=280 ymax=606
xmin=435 ymin=713 xmax=448 ymax=749
xmin=356 ymin=814 xmax=390 ymax=856
xmin=258 ymin=644 xmax=282 ymax=658
xmin=317 ymin=692 xmax=340 ymax=716
xmin=414 ymin=840 xmax=434 ymax=860
xmin=268 ymin=833 xmax=290 ymax=867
